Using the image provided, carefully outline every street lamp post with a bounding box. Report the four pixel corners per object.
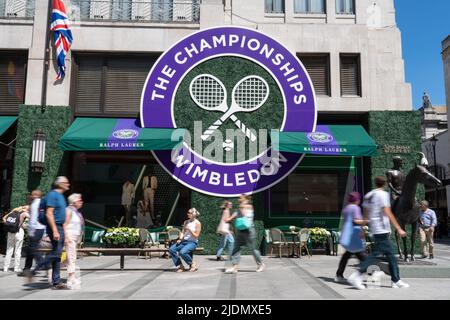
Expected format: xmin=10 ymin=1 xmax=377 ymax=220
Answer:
xmin=430 ymin=134 xmax=439 ymax=237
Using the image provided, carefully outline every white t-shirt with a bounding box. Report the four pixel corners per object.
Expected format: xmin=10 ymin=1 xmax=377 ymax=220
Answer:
xmin=67 ymin=207 xmax=83 ymax=238
xmin=362 ymin=189 xmax=391 ymax=235
xmin=183 ymin=219 xmax=200 ymax=242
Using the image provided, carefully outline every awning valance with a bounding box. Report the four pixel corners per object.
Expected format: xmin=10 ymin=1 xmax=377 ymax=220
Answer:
xmin=59 ymin=118 xmax=185 ymax=151
xmin=0 ymin=116 xmax=17 ymax=136
xmin=272 ymin=125 xmax=377 ymax=157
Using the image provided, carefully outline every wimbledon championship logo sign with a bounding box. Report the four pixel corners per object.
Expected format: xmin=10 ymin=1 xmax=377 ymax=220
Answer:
xmin=141 ymin=26 xmax=316 ymax=196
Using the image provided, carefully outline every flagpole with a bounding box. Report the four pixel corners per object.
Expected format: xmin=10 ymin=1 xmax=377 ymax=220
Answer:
xmin=41 ymin=0 xmax=52 ymax=107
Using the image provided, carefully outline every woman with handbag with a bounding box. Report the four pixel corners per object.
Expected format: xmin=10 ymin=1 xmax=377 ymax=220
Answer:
xmin=335 ymin=192 xmax=367 ymax=283
xmin=225 ymin=195 xmax=265 ymax=274
xmin=215 ymin=201 xmax=235 ymax=262
xmin=64 ymin=193 xmax=85 ymax=289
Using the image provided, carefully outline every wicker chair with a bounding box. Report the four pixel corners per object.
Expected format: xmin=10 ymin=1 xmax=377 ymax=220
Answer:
xmin=297 ymin=228 xmax=311 ymax=258
xmin=269 ymin=228 xmax=290 ymax=258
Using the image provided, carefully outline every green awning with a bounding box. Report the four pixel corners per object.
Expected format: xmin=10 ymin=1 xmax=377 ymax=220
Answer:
xmin=0 ymin=116 xmax=17 ymax=136
xmin=59 ymin=118 xmax=185 ymax=151
xmin=272 ymin=125 xmax=377 ymax=157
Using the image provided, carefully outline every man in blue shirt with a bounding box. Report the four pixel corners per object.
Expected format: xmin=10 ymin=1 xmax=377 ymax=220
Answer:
xmin=419 ymin=200 xmax=437 ymax=259
xmin=28 ymin=176 xmax=70 ymax=289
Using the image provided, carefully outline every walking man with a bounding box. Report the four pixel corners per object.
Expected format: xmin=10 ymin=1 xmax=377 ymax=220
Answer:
xmin=348 ymin=176 xmax=409 ymax=289
xmin=21 ymin=190 xmax=45 ymax=274
xmin=29 ymin=176 xmax=70 ymax=289
xmin=418 ymin=200 xmax=437 ymax=259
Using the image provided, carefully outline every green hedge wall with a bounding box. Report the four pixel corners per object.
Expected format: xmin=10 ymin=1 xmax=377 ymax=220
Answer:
xmin=10 ymin=105 xmax=72 ymax=207
xmin=368 ymin=111 xmax=424 ymax=200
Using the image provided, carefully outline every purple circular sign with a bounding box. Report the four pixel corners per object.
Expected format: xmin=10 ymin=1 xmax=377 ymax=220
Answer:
xmin=141 ymin=26 xmax=317 ymax=196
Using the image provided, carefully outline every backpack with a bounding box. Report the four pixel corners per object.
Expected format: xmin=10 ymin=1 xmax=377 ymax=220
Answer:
xmin=38 ymin=198 xmax=47 ymax=225
xmin=4 ymin=211 xmax=21 ymax=233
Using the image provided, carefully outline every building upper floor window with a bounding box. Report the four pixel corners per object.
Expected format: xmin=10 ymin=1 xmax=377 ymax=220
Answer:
xmin=294 ymin=0 xmax=325 ymax=14
xmin=265 ymin=0 xmax=284 ymax=13
xmin=298 ymin=54 xmax=330 ymax=96
xmin=69 ymin=0 xmax=200 ymax=23
xmin=0 ymin=52 xmax=27 ymax=115
xmin=71 ymin=53 xmax=159 ymax=116
xmin=340 ymin=54 xmax=361 ymax=97
xmin=336 ymin=0 xmax=354 ymax=14
xmin=0 ymin=0 xmax=35 ymax=19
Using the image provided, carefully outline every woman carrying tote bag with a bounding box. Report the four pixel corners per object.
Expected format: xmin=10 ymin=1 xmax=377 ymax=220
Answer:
xmin=335 ymin=192 xmax=368 ymax=283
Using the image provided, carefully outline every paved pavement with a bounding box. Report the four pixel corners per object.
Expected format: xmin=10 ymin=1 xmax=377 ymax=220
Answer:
xmin=1 ymin=242 xmax=450 ymax=300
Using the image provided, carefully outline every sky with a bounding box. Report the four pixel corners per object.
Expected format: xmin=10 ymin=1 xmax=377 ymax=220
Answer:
xmin=394 ymin=0 xmax=450 ymax=109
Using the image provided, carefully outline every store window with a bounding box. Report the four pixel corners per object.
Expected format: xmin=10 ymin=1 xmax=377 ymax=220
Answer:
xmin=270 ymin=169 xmax=353 ymax=216
xmin=298 ymin=54 xmax=330 ymax=96
xmin=336 ymin=0 xmax=354 ymax=14
xmin=265 ymin=0 xmax=284 ymax=13
xmin=340 ymin=54 xmax=361 ymax=97
xmin=71 ymin=53 xmax=159 ymax=116
xmin=294 ymin=0 xmax=326 ymax=14
xmin=70 ymin=152 xmax=190 ymax=227
xmin=0 ymin=52 xmax=27 ymax=115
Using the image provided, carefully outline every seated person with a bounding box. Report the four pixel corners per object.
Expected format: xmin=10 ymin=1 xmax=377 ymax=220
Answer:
xmin=169 ymin=208 xmax=201 ymax=272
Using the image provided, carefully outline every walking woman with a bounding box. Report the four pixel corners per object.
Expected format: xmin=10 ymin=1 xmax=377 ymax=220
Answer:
xmin=335 ymin=192 xmax=367 ymax=283
xmin=215 ymin=201 xmax=235 ymax=262
xmin=225 ymin=195 xmax=265 ymax=273
xmin=64 ymin=193 xmax=85 ymax=289
xmin=3 ymin=205 xmax=29 ymax=273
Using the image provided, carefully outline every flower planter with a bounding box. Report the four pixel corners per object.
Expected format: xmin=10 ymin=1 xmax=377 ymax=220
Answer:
xmin=311 ymin=243 xmax=331 ymax=255
xmin=102 ymin=227 xmax=140 ymax=248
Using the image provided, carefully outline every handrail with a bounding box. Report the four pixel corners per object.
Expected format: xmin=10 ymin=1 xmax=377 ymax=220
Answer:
xmin=0 ymin=0 xmax=35 ymax=19
xmin=68 ymin=0 xmax=200 ymax=23
xmin=165 ymin=191 xmax=180 ymax=226
xmin=85 ymin=218 xmax=108 ymax=230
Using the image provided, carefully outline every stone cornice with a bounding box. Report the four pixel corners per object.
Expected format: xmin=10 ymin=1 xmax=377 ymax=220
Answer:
xmin=442 ymin=35 xmax=450 ymax=60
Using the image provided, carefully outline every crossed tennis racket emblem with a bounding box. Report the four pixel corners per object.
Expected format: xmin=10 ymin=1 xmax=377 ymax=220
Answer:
xmin=189 ymin=74 xmax=270 ymax=142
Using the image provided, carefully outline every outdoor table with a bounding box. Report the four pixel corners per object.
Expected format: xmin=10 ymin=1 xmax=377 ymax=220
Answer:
xmin=283 ymin=231 xmax=299 ymax=258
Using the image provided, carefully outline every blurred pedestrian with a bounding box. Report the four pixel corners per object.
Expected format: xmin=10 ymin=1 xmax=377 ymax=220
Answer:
xmin=225 ymin=195 xmax=265 ymax=273
xmin=335 ymin=192 xmax=367 ymax=283
xmin=64 ymin=193 xmax=85 ymax=289
xmin=348 ymin=176 xmax=409 ymax=289
xmin=215 ymin=201 xmax=235 ymax=263
xmin=3 ymin=205 xmax=29 ymax=272
xmin=29 ymin=176 xmax=70 ymax=289
xmin=418 ymin=200 xmax=437 ymax=259
xmin=21 ymin=190 xmax=45 ymax=274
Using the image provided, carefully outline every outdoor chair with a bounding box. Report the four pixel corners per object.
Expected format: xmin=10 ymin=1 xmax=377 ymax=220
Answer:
xmin=138 ymin=228 xmax=157 ymax=259
xmin=269 ymin=228 xmax=290 ymax=258
xmin=331 ymin=231 xmax=340 ymax=256
xmin=297 ymin=228 xmax=311 ymax=258
xmin=264 ymin=229 xmax=272 ymax=256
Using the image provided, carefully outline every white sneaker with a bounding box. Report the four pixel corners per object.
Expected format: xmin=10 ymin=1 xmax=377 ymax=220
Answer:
xmin=14 ymin=268 xmax=22 ymax=273
xmin=371 ymin=271 xmax=385 ymax=281
xmin=67 ymin=279 xmax=81 ymax=290
xmin=225 ymin=265 xmax=238 ymax=274
xmin=334 ymin=275 xmax=346 ymax=283
xmin=392 ymin=280 xmax=410 ymax=288
xmin=256 ymin=263 xmax=265 ymax=272
xmin=348 ymin=271 xmax=365 ymax=290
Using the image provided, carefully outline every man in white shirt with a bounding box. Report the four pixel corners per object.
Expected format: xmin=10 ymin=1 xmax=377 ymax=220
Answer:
xmin=22 ymin=190 xmax=46 ymax=273
xmin=348 ymin=176 xmax=409 ymax=289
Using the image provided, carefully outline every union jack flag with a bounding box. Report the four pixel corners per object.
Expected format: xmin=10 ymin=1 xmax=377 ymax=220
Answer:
xmin=51 ymin=0 xmax=73 ymax=80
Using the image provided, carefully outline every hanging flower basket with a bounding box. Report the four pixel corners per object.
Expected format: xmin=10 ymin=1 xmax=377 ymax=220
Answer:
xmin=102 ymin=227 xmax=140 ymax=248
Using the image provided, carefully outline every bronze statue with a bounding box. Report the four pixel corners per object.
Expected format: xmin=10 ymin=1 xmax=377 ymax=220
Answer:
xmin=392 ymin=162 xmax=442 ymax=261
xmin=386 ymin=156 xmax=406 ymax=203
xmin=422 ymin=92 xmax=432 ymax=109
